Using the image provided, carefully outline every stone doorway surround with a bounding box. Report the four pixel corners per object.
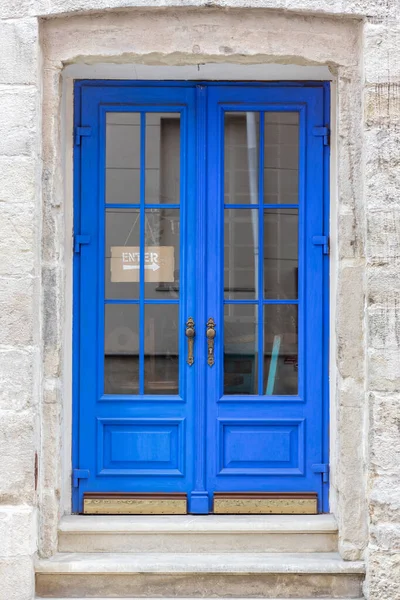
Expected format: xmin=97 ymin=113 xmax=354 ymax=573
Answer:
xmin=1 ymin=3 xmax=399 ymax=600
xmin=42 ymin=4 xmax=364 ymax=556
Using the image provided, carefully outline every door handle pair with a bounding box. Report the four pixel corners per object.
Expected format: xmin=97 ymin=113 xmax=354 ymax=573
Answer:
xmin=185 ymin=318 xmax=216 ymax=367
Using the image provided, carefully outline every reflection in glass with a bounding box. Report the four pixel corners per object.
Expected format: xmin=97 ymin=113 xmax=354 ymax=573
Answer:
xmin=104 ymin=304 xmax=139 ymax=394
xmin=224 ymin=209 xmax=258 ymax=300
xmin=264 ymin=209 xmax=298 ymax=299
xmin=224 ymin=304 xmax=257 ymax=395
xmin=263 ymin=305 xmax=298 ymax=395
xmin=106 ymin=208 xmax=140 ymax=300
xmin=145 ymin=209 xmax=180 ymax=299
xmin=146 ymin=113 xmax=180 ymax=204
xmin=264 ymin=112 xmax=299 ymax=205
xmin=224 ymin=112 xmax=259 ymax=205
xmin=145 ymin=305 xmax=179 ymax=395
xmin=106 ymin=112 xmax=141 ymax=204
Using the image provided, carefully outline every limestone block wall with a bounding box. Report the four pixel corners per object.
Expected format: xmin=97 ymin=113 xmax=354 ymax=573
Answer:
xmin=363 ymin=18 xmax=400 ymax=600
xmin=0 ymin=14 xmax=40 ymax=600
xmin=0 ymin=2 xmax=398 ymax=600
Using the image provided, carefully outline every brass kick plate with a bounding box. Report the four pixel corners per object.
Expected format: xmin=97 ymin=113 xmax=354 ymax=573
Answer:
xmin=213 ymin=492 xmax=318 ymax=515
xmin=83 ymin=493 xmax=187 ymax=515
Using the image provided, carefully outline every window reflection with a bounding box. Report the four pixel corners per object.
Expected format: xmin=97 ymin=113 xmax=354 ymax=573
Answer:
xmin=224 ymin=209 xmax=258 ymax=300
xmin=145 ymin=209 xmax=180 ymax=300
xmin=224 ymin=112 xmax=259 ymax=205
xmin=263 ymin=305 xmax=298 ymax=395
xmin=224 ymin=304 xmax=258 ymax=395
xmin=104 ymin=304 xmax=139 ymax=394
xmin=106 ymin=112 xmax=141 ymax=204
xmin=264 ymin=112 xmax=299 ymax=205
xmin=264 ymin=209 xmax=298 ymax=299
xmin=145 ymin=113 xmax=180 ymax=204
xmin=144 ymin=305 xmax=179 ymax=395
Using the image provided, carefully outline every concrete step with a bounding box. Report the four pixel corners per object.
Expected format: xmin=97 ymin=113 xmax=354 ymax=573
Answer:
xmin=36 ymin=598 xmax=365 ymax=600
xmin=35 ymin=552 xmax=365 ymax=598
xmin=58 ymin=514 xmax=338 ymax=553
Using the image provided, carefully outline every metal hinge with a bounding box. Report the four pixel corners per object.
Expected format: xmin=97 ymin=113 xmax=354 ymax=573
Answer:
xmin=72 ymin=469 xmax=90 ymax=488
xmin=312 ymin=125 xmax=330 ymax=146
xmin=74 ymin=126 xmax=92 ymax=146
xmin=312 ymin=463 xmax=329 ymax=483
xmin=312 ymin=235 xmax=329 ymax=255
xmin=74 ymin=234 xmax=91 ymax=254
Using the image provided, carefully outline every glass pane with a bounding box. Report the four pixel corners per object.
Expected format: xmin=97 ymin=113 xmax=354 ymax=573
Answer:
xmin=104 ymin=304 xmax=139 ymax=394
xmin=264 ymin=209 xmax=298 ymax=299
xmin=145 ymin=209 xmax=180 ymax=300
xmin=106 ymin=112 xmax=141 ymax=204
xmin=146 ymin=113 xmax=180 ymax=204
xmin=224 ymin=304 xmax=258 ymax=395
xmin=263 ymin=305 xmax=298 ymax=395
xmin=264 ymin=112 xmax=299 ymax=205
xmin=224 ymin=209 xmax=258 ymax=300
xmin=106 ymin=208 xmax=140 ymax=299
xmin=224 ymin=112 xmax=259 ymax=205
xmin=145 ymin=305 xmax=179 ymax=395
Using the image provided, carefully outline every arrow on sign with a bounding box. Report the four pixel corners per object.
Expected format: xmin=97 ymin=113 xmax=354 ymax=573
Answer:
xmin=123 ymin=263 xmax=160 ymax=272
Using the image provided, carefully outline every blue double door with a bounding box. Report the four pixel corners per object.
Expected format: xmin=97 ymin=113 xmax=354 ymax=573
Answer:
xmin=74 ymin=82 xmax=329 ymax=513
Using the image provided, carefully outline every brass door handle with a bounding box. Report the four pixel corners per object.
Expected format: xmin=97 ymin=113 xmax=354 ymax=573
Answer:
xmin=185 ymin=317 xmax=195 ymax=366
xmin=206 ymin=318 xmax=216 ymax=367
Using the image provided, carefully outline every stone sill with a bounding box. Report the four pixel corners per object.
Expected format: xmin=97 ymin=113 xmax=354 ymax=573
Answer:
xmin=35 ymin=551 xmax=365 ymax=575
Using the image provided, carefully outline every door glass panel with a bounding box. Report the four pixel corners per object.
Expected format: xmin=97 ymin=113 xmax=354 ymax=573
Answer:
xmin=145 ymin=209 xmax=180 ymax=300
xmin=144 ymin=305 xmax=179 ymax=395
xmin=264 ymin=209 xmax=298 ymax=299
xmin=224 ymin=112 xmax=259 ymax=205
xmin=145 ymin=113 xmax=180 ymax=204
xmin=106 ymin=112 xmax=141 ymax=204
xmin=224 ymin=209 xmax=258 ymax=300
xmin=224 ymin=304 xmax=258 ymax=395
xmin=106 ymin=208 xmax=140 ymax=299
xmin=264 ymin=112 xmax=299 ymax=205
xmin=223 ymin=111 xmax=300 ymax=397
xmin=263 ymin=304 xmax=298 ymax=395
xmin=104 ymin=111 xmax=181 ymax=397
xmin=104 ymin=304 xmax=139 ymax=394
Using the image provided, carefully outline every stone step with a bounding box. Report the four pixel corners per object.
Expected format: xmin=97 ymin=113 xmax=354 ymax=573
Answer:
xmin=35 ymin=552 xmax=365 ymax=598
xmin=36 ymin=598 xmax=365 ymax=600
xmin=58 ymin=514 xmax=338 ymax=553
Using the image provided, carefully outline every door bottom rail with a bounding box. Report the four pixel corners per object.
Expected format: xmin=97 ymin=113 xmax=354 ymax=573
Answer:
xmin=83 ymin=492 xmax=187 ymax=515
xmin=213 ymin=492 xmax=318 ymax=515
xmin=82 ymin=491 xmax=318 ymax=515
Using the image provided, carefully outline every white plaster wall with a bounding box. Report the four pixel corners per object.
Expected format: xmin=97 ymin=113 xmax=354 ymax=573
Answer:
xmin=0 ymin=2 xmax=399 ymax=599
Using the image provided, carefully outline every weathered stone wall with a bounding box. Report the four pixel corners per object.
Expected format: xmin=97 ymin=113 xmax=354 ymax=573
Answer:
xmin=0 ymin=2 xmax=399 ymax=599
xmin=364 ymin=16 xmax=400 ymax=600
xmin=0 ymin=13 xmax=40 ymax=600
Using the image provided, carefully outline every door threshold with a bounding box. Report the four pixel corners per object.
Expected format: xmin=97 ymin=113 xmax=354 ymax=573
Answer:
xmin=61 ymin=513 xmax=337 ymax=532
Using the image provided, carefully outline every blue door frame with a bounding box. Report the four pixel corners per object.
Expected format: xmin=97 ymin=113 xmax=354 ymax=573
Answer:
xmin=72 ymin=81 xmax=330 ymax=514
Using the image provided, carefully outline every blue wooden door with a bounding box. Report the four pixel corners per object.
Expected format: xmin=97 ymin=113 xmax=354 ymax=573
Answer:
xmin=73 ymin=82 xmax=329 ymax=513
xmin=73 ymin=83 xmax=198 ymax=513
xmin=204 ymin=85 xmax=329 ymax=513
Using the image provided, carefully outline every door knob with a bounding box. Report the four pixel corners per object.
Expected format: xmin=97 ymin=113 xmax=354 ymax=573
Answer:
xmin=185 ymin=317 xmax=195 ymax=366
xmin=206 ymin=318 xmax=216 ymax=367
